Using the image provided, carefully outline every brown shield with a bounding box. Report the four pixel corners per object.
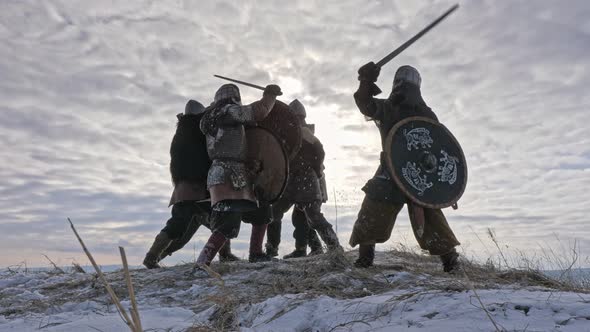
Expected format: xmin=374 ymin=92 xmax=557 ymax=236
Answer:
xmin=246 ymin=127 xmax=289 ymax=203
xmin=257 ymin=100 xmax=302 ymax=160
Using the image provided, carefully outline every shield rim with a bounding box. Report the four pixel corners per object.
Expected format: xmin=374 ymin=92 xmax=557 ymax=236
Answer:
xmin=245 ymin=126 xmax=290 ymax=204
xmin=384 ymin=116 xmax=467 ymax=209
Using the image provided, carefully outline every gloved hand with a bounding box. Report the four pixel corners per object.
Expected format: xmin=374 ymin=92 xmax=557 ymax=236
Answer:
xmin=263 ymin=84 xmax=283 ymax=97
xmin=358 ymin=61 xmax=380 ymax=82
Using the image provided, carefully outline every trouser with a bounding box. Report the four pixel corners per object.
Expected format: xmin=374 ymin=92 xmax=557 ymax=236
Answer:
xmin=207 ymin=202 xmax=272 ymax=239
xmin=162 ymin=214 xmax=204 ymax=258
xmin=209 ymin=210 xmax=243 ymax=239
xmin=161 ymin=201 xmax=209 ymax=239
xmin=151 ymin=201 xmax=211 ymax=260
xmin=196 ymin=202 xmax=270 ymax=265
xmin=349 ymin=196 xmax=460 ymax=256
xmin=267 ymin=202 xmax=321 ymax=250
xmin=158 ymin=201 xmax=210 ymax=260
xmin=267 ymin=199 xmax=336 ymax=248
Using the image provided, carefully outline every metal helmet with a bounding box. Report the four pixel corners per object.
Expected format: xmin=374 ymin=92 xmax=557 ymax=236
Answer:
xmin=214 ymin=84 xmax=241 ymax=105
xmin=393 ymin=65 xmax=421 ymax=88
xmin=288 ymin=99 xmax=306 ymax=120
xmin=184 ymin=99 xmax=205 ymax=115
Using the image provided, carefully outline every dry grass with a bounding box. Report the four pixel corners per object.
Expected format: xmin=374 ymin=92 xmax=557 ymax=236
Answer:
xmin=185 ymin=243 xmax=586 ymax=330
xmin=186 ymin=325 xmax=222 ymax=332
xmin=206 ymin=290 xmax=240 ymax=331
xmin=483 ymin=230 xmax=589 ymax=293
xmin=380 ymin=236 xmax=589 ymax=332
xmin=3 ymin=227 xmax=587 ymax=331
xmin=71 ymin=261 xmax=86 ymax=273
xmin=4 ymin=261 xmax=29 ymax=274
xmin=42 ymin=254 xmax=65 ymax=274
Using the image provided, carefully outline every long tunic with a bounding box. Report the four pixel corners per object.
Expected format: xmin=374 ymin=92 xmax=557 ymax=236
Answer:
xmin=283 ymin=126 xmax=325 ymax=203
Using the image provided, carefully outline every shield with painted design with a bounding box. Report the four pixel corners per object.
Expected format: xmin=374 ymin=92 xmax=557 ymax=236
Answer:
xmin=246 ymin=127 xmax=289 ymax=204
xmin=257 ymin=100 xmax=302 ymax=160
xmin=384 ymin=116 xmax=467 ymax=209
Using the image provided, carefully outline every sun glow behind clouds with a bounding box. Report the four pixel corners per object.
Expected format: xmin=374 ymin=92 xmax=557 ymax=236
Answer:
xmin=276 ymin=75 xmax=304 ymax=97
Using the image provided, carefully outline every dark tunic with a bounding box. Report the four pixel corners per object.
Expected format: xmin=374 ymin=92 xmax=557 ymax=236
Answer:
xmin=354 ymin=81 xmax=438 ymax=203
xmin=283 ymin=127 xmax=324 ymax=203
xmin=162 ymin=113 xmax=211 ymax=239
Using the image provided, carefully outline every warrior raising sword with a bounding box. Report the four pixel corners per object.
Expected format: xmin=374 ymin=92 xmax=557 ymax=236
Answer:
xmin=195 ymin=83 xmax=282 ymax=272
xmin=211 ymin=75 xmax=342 ymax=258
xmin=349 ymin=4 xmax=462 ymax=272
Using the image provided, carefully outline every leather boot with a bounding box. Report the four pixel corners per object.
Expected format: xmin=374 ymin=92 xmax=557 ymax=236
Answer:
xmin=248 ymin=252 xmax=276 ymax=263
xmin=354 ymin=244 xmax=375 ymax=268
xmin=316 ymin=227 xmax=342 ymax=252
xmin=283 ymin=247 xmax=307 ymax=259
xmin=265 ymin=218 xmax=281 ymax=257
xmin=308 ymin=230 xmax=324 ymax=256
xmin=265 ymin=242 xmax=279 ymax=257
xmin=248 ymin=224 xmax=272 ymax=263
xmin=143 ymin=232 xmax=173 ymax=269
xmin=219 ymin=240 xmax=240 ymax=262
xmin=160 ymin=218 xmax=200 ymax=261
xmin=440 ymin=248 xmax=460 ymax=273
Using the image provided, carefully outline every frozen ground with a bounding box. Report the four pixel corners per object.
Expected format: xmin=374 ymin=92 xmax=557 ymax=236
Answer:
xmin=1 ymin=250 xmax=589 ymax=332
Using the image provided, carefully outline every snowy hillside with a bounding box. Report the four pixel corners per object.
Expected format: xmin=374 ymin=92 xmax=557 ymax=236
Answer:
xmin=1 ymin=250 xmax=589 ymax=332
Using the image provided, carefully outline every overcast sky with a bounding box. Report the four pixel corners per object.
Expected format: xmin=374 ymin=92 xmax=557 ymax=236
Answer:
xmin=1 ymin=0 xmax=589 ymax=269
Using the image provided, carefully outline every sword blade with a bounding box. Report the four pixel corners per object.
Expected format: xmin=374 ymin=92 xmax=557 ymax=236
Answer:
xmin=213 ymin=74 xmax=266 ymax=91
xmin=376 ymin=4 xmax=459 ymax=67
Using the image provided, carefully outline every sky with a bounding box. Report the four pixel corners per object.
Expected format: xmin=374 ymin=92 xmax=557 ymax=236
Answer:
xmin=1 ymin=0 xmax=589 ymax=269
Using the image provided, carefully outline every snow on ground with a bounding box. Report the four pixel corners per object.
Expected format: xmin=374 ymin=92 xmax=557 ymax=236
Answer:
xmin=1 ymin=250 xmax=589 ymax=331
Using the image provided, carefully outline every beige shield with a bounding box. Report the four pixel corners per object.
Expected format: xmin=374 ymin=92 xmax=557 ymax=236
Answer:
xmin=257 ymin=100 xmax=302 ymax=161
xmin=246 ymin=127 xmax=289 ymax=203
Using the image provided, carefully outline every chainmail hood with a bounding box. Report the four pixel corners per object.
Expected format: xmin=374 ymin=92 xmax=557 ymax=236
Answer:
xmin=393 ymin=65 xmax=421 ymax=89
xmin=289 ymin=99 xmax=306 ymax=120
xmin=185 ymin=99 xmax=205 ymax=115
xmin=214 ymin=84 xmax=241 ymax=106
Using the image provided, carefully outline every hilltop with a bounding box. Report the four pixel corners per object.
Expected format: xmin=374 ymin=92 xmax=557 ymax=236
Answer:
xmin=1 ymin=250 xmax=589 ymax=331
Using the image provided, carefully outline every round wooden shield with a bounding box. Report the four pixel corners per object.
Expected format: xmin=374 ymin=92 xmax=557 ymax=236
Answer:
xmin=384 ymin=116 xmax=467 ymax=209
xmin=257 ymin=100 xmax=302 ymax=160
xmin=246 ymin=127 xmax=289 ymax=204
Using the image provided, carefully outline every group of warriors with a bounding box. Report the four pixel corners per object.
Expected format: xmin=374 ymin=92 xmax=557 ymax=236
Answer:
xmin=142 ymin=62 xmax=462 ymax=274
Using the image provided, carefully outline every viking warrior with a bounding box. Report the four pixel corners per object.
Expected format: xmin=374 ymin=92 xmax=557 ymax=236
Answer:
xmin=143 ymin=100 xmax=238 ymax=269
xmin=349 ymin=63 xmax=461 ymax=272
xmin=265 ymin=100 xmax=341 ymax=258
xmin=195 ymin=83 xmax=282 ymax=270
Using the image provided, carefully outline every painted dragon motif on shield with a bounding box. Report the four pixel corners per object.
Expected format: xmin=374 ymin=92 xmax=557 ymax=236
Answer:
xmin=403 ymin=127 xmax=433 ymax=151
xmin=402 ymin=162 xmax=433 ymax=196
xmin=438 ymin=150 xmax=459 ymax=185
